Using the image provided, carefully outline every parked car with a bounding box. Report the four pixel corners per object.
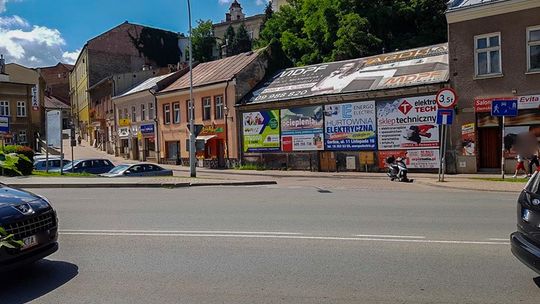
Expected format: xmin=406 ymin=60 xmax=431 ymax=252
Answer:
xmin=34 ymin=158 xmax=71 ymax=171
xmin=100 ymin=163 xmax=173 ymax=177
xmin=0 ymin=185 xmax=58 ymax=272
xmin=511 ymin=170 xmax=540 ymax=275
xmin=55 ymin=159 xmax=115 ymax=175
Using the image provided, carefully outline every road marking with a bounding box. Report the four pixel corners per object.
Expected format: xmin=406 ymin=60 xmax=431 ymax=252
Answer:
xmin=354 ymin=234 xmax=426 ymax=239
xmin=488 ymin=238 xmax=509 ymax=241
xmin=59 ymin=231 xmax=509 ymax=246
xmin=60 ymin=229 xmax=304 ymax=235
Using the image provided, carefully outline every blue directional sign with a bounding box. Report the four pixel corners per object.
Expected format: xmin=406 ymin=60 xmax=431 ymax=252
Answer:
xmin=436 ymin=109 xmax=454 ymax=125
xmin=491 ymin=99 xmax=518 ymax=117
xmin=0 ymin=116 xmax=9 ymax=133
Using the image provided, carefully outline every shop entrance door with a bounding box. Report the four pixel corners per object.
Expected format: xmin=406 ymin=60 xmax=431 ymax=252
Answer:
xmin=319 ymin=152 xmax=336 ymax=172
xmin=479 ymin=127 xmax=501 ymax=169
xmin=217 ymin=140 xmax=225 ymax=168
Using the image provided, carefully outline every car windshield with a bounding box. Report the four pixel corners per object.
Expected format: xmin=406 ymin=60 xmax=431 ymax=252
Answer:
xmin=63 ymin=160 xmax=80 ymax=170
xmin=108 ymin=165 xmax=131 ymax=174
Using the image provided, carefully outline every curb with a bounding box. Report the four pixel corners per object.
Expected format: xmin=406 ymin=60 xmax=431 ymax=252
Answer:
xmin=415 ymin=179 xmax=523 ymax=193
xmin=5 ymin=180 xmax=277 ymax=189
xmin=172 ymin=169 xmax=390 ymax=180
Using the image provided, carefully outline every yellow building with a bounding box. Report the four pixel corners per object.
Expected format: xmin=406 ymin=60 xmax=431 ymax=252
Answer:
xmin=69 ymin=48 xmax=90 ymax=138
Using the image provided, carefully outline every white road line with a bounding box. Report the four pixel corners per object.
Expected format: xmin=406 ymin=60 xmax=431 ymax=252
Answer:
xmin=59 ymin=232 xmax=509 ymax=246
xmin=354 ymin=234 xmax=425 ymax=239
xmin=488 ymin=238 xmax=510 ymax=241
xmin=59 ymin=229 xmax=304 ymax=235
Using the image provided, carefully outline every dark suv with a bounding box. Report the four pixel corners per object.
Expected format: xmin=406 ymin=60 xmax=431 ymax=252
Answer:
xmin=0 ymin=185 xmax=58 ymax=272
xmin=511 ymin=171 xmax=540 ymax=275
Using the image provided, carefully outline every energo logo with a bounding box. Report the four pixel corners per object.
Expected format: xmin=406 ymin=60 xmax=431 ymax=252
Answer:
xmin=398 ymin=100 xmax=413 ymax=115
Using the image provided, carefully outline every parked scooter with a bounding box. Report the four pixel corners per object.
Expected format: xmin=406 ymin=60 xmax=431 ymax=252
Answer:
xmin=386 ymin=156 xmax=413 ymax=183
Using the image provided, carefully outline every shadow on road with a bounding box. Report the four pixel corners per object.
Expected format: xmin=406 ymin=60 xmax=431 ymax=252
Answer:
xmin=0 ymin=260 xmax=78 ymax=303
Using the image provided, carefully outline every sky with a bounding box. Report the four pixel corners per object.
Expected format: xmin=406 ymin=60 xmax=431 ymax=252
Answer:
xmin=0 ymin=0 xmax=269 ymax=68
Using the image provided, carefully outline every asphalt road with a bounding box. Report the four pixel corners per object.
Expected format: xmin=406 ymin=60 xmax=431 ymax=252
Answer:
xmin=1 ymin=183 xmax=539 ymax=303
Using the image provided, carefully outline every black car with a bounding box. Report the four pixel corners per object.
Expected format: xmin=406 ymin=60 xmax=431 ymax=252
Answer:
xmin=511 ymin=171 xmax=540 ymax=275
xmin=53 ymin=159 xmax=115 ymax=175
xmin=0 ymin=184 xmax=58 ymax=272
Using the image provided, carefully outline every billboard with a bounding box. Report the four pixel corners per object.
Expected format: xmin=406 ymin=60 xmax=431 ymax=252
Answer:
xmin=324 ymin=101 xmax=377 ymax=150
xmin=46 ymin=110 xmax=62 ymax=148
xmin=281 ymin=106 xmax=324 ymax=151
xmin=376 ymin=95 xmax=439 ymax=150
xmin=249 ymin=44 xmax=448 ymax=104
xmin=378 ymin=150 xmax=440 ymax=169
xmin=242 ymin=110 xmax=280 ymax=152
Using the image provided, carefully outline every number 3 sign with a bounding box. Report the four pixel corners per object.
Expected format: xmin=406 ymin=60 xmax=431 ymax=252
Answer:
xmin=436 ymin=88 xmax=458 ymax=109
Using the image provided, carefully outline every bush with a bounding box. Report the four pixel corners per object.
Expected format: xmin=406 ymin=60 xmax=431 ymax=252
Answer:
xmin=0 ymin=152 xmax=33 ymax=176
xmin=1 ymin=145 xmax=35 ymax=162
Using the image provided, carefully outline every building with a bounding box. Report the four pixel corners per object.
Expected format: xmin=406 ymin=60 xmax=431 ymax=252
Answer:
xmin=446 ymin=0 xmax=540 ymax=173
xmin=156 ymin=50 xmax=271 ymax=168
xmin=213 ymin=0 xmax=265 ymax=56
xmin=38 ymin=63 xmax=73 ymax=104
xmin=0 ymin=56 xmax=45 ymax=148
xmin=113 ymin=71 xmax=185 ymax=161
xmin=44 ymin=94 xmax=70 ymax=129
xmin=237 ymin=44 xmax=449 ymax=172
xmin=271 ymin=0 xmax=287 ymax=12
xmin=69 ymin=21 xmax=181 ymax=143
xmin=87 ymin=68 xmax=171 ymax=154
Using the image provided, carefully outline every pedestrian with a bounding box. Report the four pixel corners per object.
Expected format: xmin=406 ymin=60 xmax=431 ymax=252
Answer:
xmin=528 ymin=149 xmax=540 ymax=177
xmin=513 ymin=153 xmax=527 ymax=178
xmin=77 ymin=135 xmax=82 ymax=145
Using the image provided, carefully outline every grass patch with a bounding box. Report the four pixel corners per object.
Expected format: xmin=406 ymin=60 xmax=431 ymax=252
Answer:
xmin=234 ymin=164 xmax=266 ymax=171
xmin=470 ymin=177 xmax=529 ymax=183
xmin=32 ymin=171 xmax=96 ymax=177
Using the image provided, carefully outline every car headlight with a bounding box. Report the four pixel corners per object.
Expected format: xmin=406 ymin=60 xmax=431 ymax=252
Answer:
xmin=34 ymin=194 xmax=52 ymax=208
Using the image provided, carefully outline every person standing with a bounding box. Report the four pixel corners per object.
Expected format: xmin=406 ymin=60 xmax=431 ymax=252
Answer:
xmin=528 ymin=149 xmax=540 ymax=177
xmin=513 ymin=153 xmax=527 ymax=178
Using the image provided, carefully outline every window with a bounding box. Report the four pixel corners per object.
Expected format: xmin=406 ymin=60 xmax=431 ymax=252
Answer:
xmin=131 ymin=106 xmax=137 ymax=122
xmin=203 ymin=97 xmax=211 ymax=120
xmin=527 ymin=26 xmax=540 ymax=72
xmin=18 ymin=130 xmax=27 ymax=143
xmin=474 ymin=33 xmax=501 ymax=76
xmin=173 ymin=102 xmax=180 ymax=124
xmin=0 ymin=101 xmax=9 ymax=116
xmin=163 ymin=104 xmax=171 ymax=125
xmin=186 ymin=100 xmax=193 ymax=121
xmin=124 ymin=108 xmax=128 ymax=120
xmin=149 ymin=103 xmax=155 ymax=119
xmin=16 ymin=101 xmax=26 ymax=117
xmin=215 ymin=95 xmax=224 ymax=119
xmin=141 ymin=104 xmax=146 ymax=121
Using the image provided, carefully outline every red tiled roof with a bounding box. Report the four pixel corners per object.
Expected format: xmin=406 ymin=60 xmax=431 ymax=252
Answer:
xmin=160 ymin=50 xmax=261 ymax=94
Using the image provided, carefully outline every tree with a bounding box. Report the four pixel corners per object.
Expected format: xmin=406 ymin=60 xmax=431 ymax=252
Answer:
xmin=234 ymin=24 xmax=252 ymax=54
xmin=192 ymin=19 xmax=216 ymax=63
xmin=332 ymin=13 xmax=382 ymax=61
xmin=224 ymin=25 xmax=237 ymax=57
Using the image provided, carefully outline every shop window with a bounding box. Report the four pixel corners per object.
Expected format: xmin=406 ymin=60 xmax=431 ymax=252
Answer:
xmin=203 ymin=97 xmax=211 ymax=120
xmin=527 ymin=26 xmax=540 ymax=72
xmin=0 ymin=101 xmax=9 ymax=116
xmin=141 ymin=104 xmax=146 ymax=121
xmin=173 ymin=102 xmax=180 ymax=124
xmin=163 ymin=104 xmax=171 ymax=125
xmin=215 ymin=95 xmax=224 ymax=119
xmin=16 ymin=101 xmax=26 ymax=117
xmin=474 ymin=33 xmax=501 ymax=76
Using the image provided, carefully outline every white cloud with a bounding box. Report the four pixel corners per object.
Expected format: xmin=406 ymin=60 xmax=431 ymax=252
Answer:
xmin=218 ymin=0 xmax=231 ymax=4
xmin=256 ymin=0 xmax=269 ymax=5
xmin=0 ymin=15 xmax=78 ymax=67
xmin=62 ymin=49 xmax=80 ymax=64
xmin=0 ymin=0 xmax=7 ymax=13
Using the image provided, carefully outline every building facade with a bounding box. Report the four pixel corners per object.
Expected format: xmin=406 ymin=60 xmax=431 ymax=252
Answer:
xmin=69 ymin=22 xmax=181 ymax=143
xmin=238 ymin=44 xmax=449 ymax=172
xmin=156 ymin=50 xmax=270 ymax=168
xmin=446 ymin=0 xmax=540 ymax=173
xmin=38 ymin=63 xmax=73 ymax=104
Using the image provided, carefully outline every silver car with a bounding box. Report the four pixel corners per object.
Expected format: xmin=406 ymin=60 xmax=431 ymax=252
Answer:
xmin=100 ymin=163 xmax=173 ymax=177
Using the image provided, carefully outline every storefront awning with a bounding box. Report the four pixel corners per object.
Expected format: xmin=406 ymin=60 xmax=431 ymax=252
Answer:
xmin=196 ymin=135 xmax=217 ymax=142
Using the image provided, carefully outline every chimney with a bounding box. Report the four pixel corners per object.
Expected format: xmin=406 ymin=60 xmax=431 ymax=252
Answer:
xmin=0 ymin=54 xmax=6 ymax=74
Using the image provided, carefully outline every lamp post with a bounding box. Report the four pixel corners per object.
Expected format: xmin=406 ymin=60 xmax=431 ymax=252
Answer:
xmin=187 ymin=0 xmax=196 ymax=177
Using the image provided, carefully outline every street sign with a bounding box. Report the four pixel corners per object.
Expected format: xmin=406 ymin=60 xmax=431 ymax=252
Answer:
xmin=187 ymin=124 xmax=204 ymax=137
xmin=491 ymin=99 xmax=518 ymax=117
xmin=0 ymin=116 xmax=9 ymax=133
xmin=436 ymin=109 xmax=454 ymax=125
xmin=119 ymin=118 xmax=131 ymax=127
xmin=436 ymin=88 xmax=458 ymax=109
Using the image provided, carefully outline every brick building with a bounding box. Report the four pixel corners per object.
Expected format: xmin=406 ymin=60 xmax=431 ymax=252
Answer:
xmin=38 ymin=63 xmax=73 ymax=104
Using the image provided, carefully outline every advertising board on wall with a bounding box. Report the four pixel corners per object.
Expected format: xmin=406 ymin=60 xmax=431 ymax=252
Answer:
xmin=376 ymin=95 xmax=439 ymax=150
xmin=46 ymin=110 xmax=62 ymax=148
xmin=461 ymin=123 xmax=476 ymax=156
xmin=281 ymin=106 xmax=324 ymax=152
xmin=243 ymin=110 xmax=280 ymax=152
xmin=378 ymin=150 xmax=440 ymax=169
xmin=324 ymin=101 xmax=377 ymax=150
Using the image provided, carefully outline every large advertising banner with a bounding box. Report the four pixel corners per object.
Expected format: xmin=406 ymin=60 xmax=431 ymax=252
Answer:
xmin=281 ymin=106 xmax=324 ymax=151
xmin=376 ymin=95 xmax=439 ymax=150
xmin=378 ymin=150 xmax=440 ymax=169
xmin=242 ymin=110 xmax=280 ymax=152
xmin=324 ymin=101 xmax=377 ymax=150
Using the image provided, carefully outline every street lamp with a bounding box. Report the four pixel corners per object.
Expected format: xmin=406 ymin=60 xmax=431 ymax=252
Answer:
xmin=187 ymin=0 xmax=196 ymax=177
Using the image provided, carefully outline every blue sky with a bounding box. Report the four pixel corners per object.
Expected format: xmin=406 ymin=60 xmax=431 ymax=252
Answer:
xmin=0 ymin=0 xmax=269 ymax=67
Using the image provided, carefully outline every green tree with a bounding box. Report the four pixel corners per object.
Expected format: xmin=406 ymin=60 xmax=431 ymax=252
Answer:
xmin=192 ymin=19 xmax=216 ymax=62
xmin=234 ymin=24 xmax=252 ymax=54
xmin=224 ymin=25 xmax=237 ymax=57
xmin=332 ymin=13 xmax=382 ymax=61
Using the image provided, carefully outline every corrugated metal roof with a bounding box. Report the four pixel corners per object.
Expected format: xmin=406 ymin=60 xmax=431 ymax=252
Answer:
xmin=160 ymin=51 xmax=261 ymax=93
xmin=447 ymin=0 xmax=509 ymax=10
xmin=118 ymin=72 xmax=176 ymax=97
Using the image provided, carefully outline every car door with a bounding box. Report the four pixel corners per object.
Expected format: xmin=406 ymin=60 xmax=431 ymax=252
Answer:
xmin=522 ymin=173 xmax=540 ymax=245
xmin=127 ymin=165 xmax=144 ymax=177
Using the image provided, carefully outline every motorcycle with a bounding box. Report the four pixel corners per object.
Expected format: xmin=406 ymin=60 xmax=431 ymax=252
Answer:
xmin=386 ymin=156 xmax=413 ymax=183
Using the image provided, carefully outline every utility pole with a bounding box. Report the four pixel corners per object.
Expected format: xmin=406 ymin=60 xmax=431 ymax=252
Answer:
xmin=187 ymin=0 xmax=196 ymax=177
